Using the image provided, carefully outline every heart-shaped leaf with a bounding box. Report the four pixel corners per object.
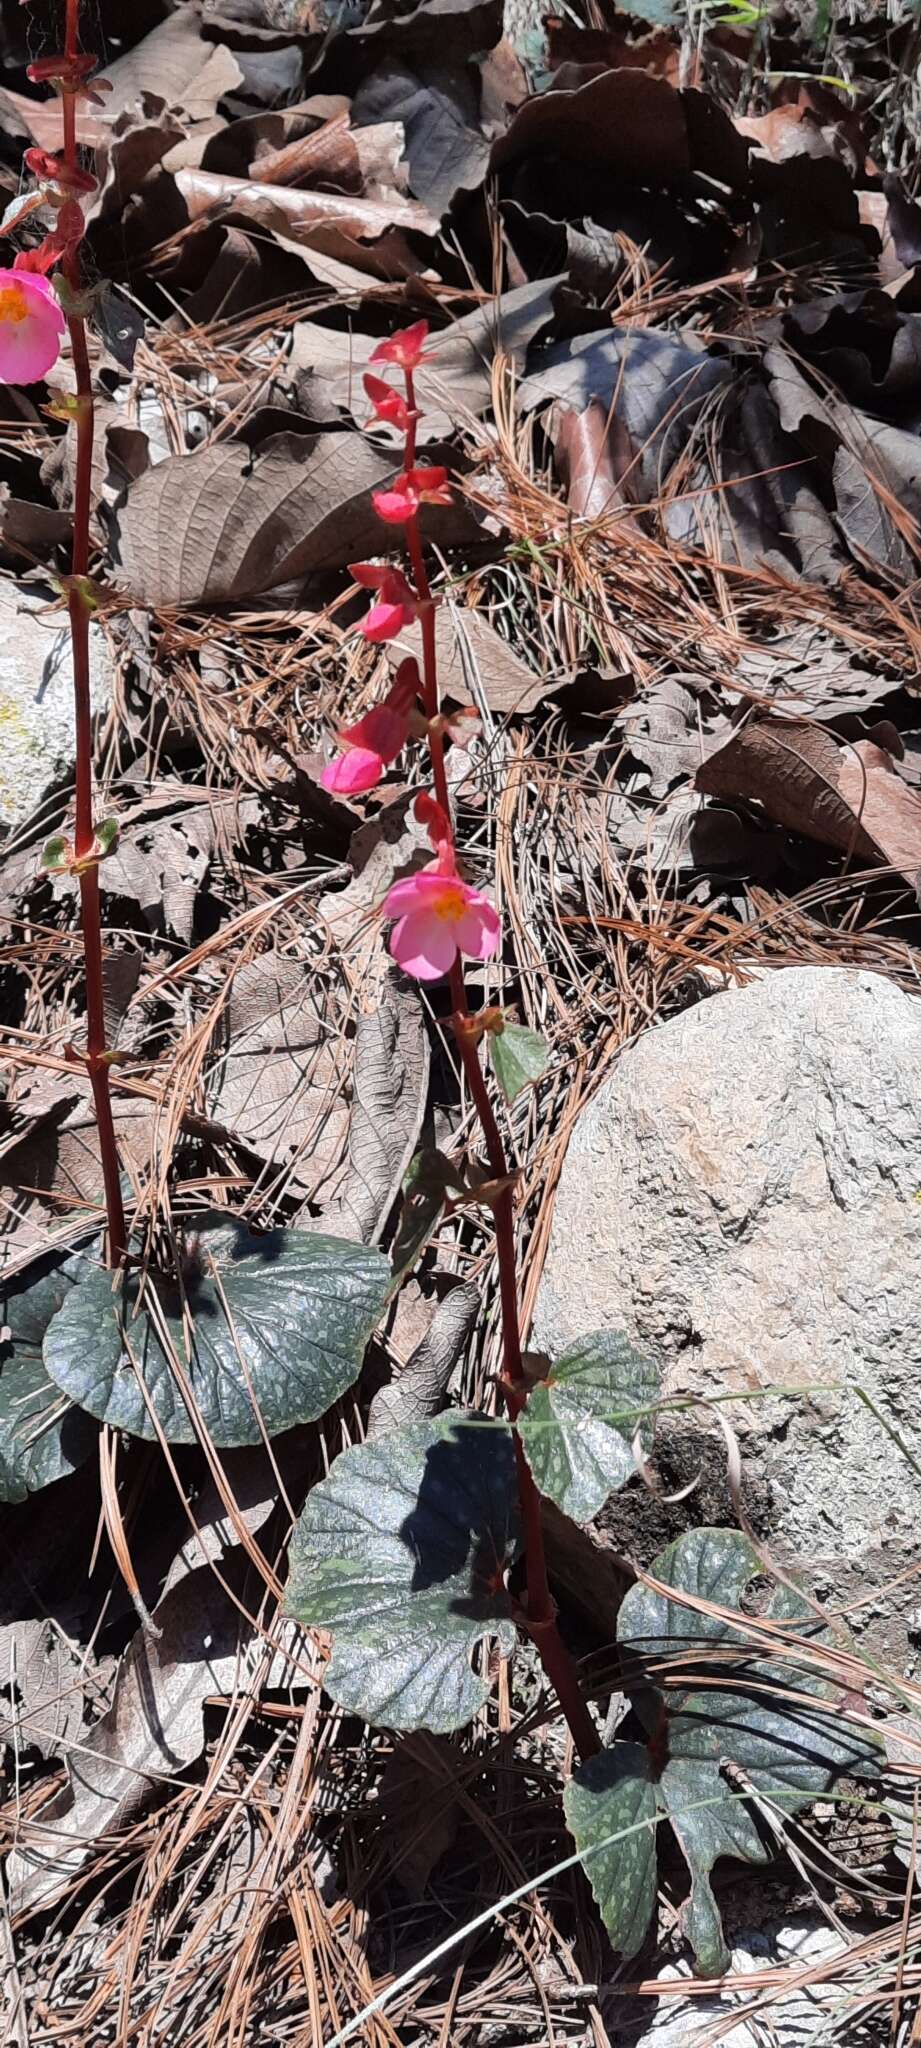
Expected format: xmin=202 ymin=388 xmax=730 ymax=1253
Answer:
xmin=491 ymin=1023 xmax=549 ymax=1104
xmin=517 ymin=1331 xmax=660 ymax=1521
xmin=286 ymin=1412 xmax=520 ymax=1731
xmin=0 ymin=1251 xmax=99 ymax=1500
xmin=43 ymin=1218 xmax=391 ymax=1448
xmin=565 ymin=1527 xmax=881 ymax=1975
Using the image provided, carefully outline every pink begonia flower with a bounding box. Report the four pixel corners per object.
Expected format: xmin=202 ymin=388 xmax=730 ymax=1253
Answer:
xmin=350 ymin=560 xmax=419 ymax=642
xmin=383 ymin=842 xmax=500 ymax=981
xmin=321 ymin=660 xmax=419 ymax=795
xmin=372 ymin=466 xmax=453 ymax=525
xmin=0 ymin=270 xmax=65 ymax=384
xmin=363 ymin=371 xmax=413 ymax=431
xmin=369 ymin=319 xmax=430 ymax=373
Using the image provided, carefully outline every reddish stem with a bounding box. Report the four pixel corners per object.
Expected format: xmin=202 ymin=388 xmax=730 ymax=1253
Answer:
xmin=60 ymin=0 xmax=126 ymax=1268
xmin=399 ymin=374 xmax=598 ymax=1762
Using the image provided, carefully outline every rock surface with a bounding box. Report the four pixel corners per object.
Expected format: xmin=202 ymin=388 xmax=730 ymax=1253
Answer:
xmin=625 ymin=1916 xmax=846 ymax=2046
xmin=534 ymin=966 xmax=921 ymax=1666
xmin=0 ymin=582 xmax=110 ymax=836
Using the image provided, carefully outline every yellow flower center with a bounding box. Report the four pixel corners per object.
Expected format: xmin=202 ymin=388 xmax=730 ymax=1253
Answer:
xmin=433 ymin=883 xmax=466 ymax=923
xmin=0 ymin=283 xmax=29 ymax=326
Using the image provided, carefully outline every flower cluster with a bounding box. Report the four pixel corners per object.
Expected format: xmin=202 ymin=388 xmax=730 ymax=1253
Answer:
xmin=321 ymin=319 xmax=499 ymax=984
xmin=0 ymin=46 xmax=108 ymax=386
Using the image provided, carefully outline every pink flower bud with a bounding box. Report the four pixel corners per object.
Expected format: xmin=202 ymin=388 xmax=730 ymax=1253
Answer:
xmin=320 ymin=658 xmax=420 ymax=795
xmin=372 ymin=466 xmax=452 ymax=525
xmin=349 ymin=562 xmax=419 ymax=642
xmin=363 ymin=372 xmax=413 ymax=430
xmin=369 ymin=319 xmax=430 ymax=372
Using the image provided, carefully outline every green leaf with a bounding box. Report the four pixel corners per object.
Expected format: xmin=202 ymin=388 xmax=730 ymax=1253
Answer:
xmin=0 ymin=1251 xmax=99 ymax=1499
xmin=94 ymin=817 xmax=120 ymax=857
xmin=517 ymin=1330 xmax=659 ymax=1521
xmin=40 ymin=834 xmax=69 ymax=873
xmin=43 ymin=1217 xmax=391 ymax=1447
xmin=286 ymin=1412 xmax=520 ymax=1731
xmin=490 ymin=1023 xmax=549 ymax=1104
xmin=563 ymin=1743 xmax=659 ymax=1959
xmin=567 ymin=1527 xmax=882 ymax=1974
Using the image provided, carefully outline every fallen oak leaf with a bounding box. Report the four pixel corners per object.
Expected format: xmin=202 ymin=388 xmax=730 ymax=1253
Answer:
xmin=111 ymin=432 xmax=398 ymax=609
xmin=696 ymin=716 xmax=921 ymax=895
xmin=289 ymin=275 xmax=564 ymax=442
xmin=386 ymin=605 xmax=550 ymax=715
xmin=174 ymin=166 xmax=438 ymax=245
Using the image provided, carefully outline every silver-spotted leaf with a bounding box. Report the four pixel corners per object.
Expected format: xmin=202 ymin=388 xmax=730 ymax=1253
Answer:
xmin=563 ymin=1743 xmax=659 ymax=1961
xmin=42 ymin=1218 xmax=390 ymax=1447
xmin=286 ymin=1412 xmax=520 ymax=1732
xmin=0 ymin=1251 xmax=98 ymax=1499
xmin=568 ymin=1527 xmax=881 ymax=1974
xmin=517 ymin=1330 xmax=659 ymax=1520
xmin=491 ymin=1023 xmax=549 ymax=1104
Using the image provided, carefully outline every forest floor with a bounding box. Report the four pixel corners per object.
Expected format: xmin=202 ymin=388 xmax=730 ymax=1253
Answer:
xmin=2 ymin=0 xmax=921 ymax=2042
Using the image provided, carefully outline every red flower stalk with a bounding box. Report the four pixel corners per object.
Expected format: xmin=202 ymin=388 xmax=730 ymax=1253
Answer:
xmin=10 ymin=2 xmax=127 ymax=1266
xmin=345 ymin=318 xmax=600 ymax=1762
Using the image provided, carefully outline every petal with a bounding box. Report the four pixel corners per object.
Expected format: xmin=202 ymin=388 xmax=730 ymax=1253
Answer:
xmin=382 ymin=870 xmax=447 ymax=916
xmin=372 ymin=488 xmax=415 ymax=524
xmin=350 ymin=560 xmax=388 ymax=589
xmin=321 ymin=747 xmax=383 ymax=795
xmin=389 ymin=909 xmax=457 ymax=980
xmin=370 ymin=320 xmax=430 ymax=370
xmin=455 ymin=897 xmax=501 ymax=960
xmin=362 ymin=600 xmax=408 ymax=643
xmin=0 ymin=272 xmax=64 ymax=385
xmin=347 ymin=704 xmax=408 ymax=762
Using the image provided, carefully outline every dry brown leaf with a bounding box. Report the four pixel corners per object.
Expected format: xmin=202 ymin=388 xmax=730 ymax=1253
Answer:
xmin=250 ymin=107 xmax=406 ymax=199
xmin=111 ymin=432 xmax=396 ymax=609
xmin=6 ymin=1446 xmax=294 ymax=1913
xmin=0 ymin=1618 xmax=106 ymax=1763
xmin=1 ymin=1072 xmax=154 ymax=1265
xmin=105 ymin=798 xmax=227 ymax=943
xmin=554 ymin=399 xmax=635 ymax=520
xmin=289 ymin=275 xmax=563 ymax=441
xmin=206 ymin=954 xmax=350 ymax=1200
xmin=696 ymin=716 xmax=921 ymax=893
xmin=489 ymin=65 xmax=747 ymax=187
xmin=387 ymin=605 xmax=548 ymax=715
xmin=175 ymin=165 xmax=436 ymax=244
xmin=321 ymin=968 xmax=430 ymax=1245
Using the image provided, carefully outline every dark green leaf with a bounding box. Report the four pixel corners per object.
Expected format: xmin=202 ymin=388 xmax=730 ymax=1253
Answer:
xmin=517 ymin=1330 xmax=659 ymax=1521
xmin=43 ymin=1217 xmax=390 ymax=1447
xmin=568 ymin=1527 xmax=882 ymax=1974
xmin=287 ymin=1412 xmax=520 ymax=1731
xmin=563 ymin=1743 xmax=659 ymax=1960
xmin=490 ymin=1023 xmax=549 ymax=1104
xmin=0 ymin=1251 xmax=98 ymax=1499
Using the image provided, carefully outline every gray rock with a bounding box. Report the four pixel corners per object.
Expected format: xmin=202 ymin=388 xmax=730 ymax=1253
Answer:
xmin=0 ymin=580 xmax=110 ymax=836
xmin=624 ymin=1916 xmax=847 ymax=2046
xmin=534 ymin=967 xmax=921 ymax=1666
